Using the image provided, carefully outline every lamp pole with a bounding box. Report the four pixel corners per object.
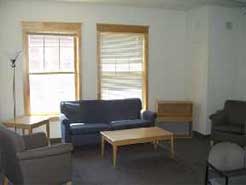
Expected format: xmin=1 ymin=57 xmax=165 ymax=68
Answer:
xmin=10 ymin=59 xmax=16 ymax=121
xmin=10 ymin=51 xmax=21 ymax=122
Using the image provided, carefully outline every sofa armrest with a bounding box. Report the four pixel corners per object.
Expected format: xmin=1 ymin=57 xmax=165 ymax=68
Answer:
xmin=60 ymin=114 xmax=70 ymax=125
xmin=17 ymin=143 xmax=73 ymax=160
xmin=209 ymin=110 xmax=226 ymax=126
xmin=60 ymin=114 xmax=72 ymax=143
xmin=142 ymin=110 xmax=157 ymax=122
xmin=22 ymin=132 xmax=48 ymax=150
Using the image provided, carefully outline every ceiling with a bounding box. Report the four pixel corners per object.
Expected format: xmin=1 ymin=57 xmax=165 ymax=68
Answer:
xmin=13 ymin=0 xmax=246 ymax=10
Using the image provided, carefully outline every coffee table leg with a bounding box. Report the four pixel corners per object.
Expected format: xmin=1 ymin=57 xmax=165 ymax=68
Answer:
xmin=113 ymin=145 xmax=117 ymax=168
xmin=28 ymin=127 xmax=32 ymax=135
xmin=153 ymin=140 xmax=157 ymax=150
xmin=170 ymin=135 xmax=175 ymax=159
xmin=101 ymin=136 xmax=105 ymax=158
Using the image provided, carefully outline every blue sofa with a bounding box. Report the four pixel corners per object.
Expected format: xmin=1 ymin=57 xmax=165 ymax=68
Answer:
xmin=60 ymin=98 xmax=156 ymax=146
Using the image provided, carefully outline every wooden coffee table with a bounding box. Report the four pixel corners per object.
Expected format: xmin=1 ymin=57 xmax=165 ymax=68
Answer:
xmin=100 ymin=127 xmax=174 ymax=167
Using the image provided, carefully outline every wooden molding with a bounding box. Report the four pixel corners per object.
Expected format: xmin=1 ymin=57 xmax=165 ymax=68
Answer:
xmin=97 ymin=24 xmax=149 ymax=109
xmin=22 ymin=21 xmax=82 ymax=115
xmin=96 ymin=30 xmax=101 ymax=100
xmin=22 ymin=21 xmax=81 ymax=35
xmin=143 ymin=33 xmax=149 ymax=110
xmin=97 ymin=24 xmax=149 ymax=34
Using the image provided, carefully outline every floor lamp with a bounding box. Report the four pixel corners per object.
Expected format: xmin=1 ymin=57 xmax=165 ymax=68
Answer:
xmin=10 ymin=51 xmax=22 ymax=122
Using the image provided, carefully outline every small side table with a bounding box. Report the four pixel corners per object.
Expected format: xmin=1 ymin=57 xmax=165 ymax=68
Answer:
xmin=2 ymin=116 xmax=50 ymax=141
xmin=156 ymin=100 xmax=193 ymax=138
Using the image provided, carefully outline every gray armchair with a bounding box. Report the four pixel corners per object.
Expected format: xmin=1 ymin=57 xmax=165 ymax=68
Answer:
xmin=0 ymin=124 xmax=73 ymax=185
xmin=210 ymin=100 xmax=246 ymax=146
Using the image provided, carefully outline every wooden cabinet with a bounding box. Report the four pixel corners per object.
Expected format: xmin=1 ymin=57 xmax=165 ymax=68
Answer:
xmin=156 ymin=101 xmax=193 ymax=138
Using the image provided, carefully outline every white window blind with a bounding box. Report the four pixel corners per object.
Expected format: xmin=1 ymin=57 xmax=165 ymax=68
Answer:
xmin=28 ymin=34 xmax=76 ymax=114
xmin=99 ymin=32 xmax=145 ymax=102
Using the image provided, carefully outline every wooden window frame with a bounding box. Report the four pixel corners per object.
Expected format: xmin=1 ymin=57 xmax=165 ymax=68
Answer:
xmin=97 ymin=24 xmax=149 ymax=109
xmin=22 ymin=21 xmax=82 ymax=116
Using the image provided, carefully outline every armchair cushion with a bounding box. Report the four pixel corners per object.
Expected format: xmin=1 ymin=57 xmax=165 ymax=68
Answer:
xmin=210 ymin=110 xmax=226 ymax=125
xmin=22 ymin=133 xmax=48 ymax=150
xmin=17 ymin=143 xmax=73 ymax=160
xmin=70 ymin=123 xmax=110 ymax=135
xmin=213 ymin=124 xmax=243 ymax=134
xmin=110 ymin=119 xmax=152 ymax=130
xmin=224 ymin=100 xmax=246 ymax=125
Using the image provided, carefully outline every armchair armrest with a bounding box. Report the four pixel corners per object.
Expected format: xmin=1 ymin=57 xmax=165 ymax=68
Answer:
xmin=22 ymin=132 xmax=48 ymax=150
xmin=209 ymin=110 xmax=226 ymax=126
xmin=142 ymin=110 xmax=157 ymax=122
xmin=17 ymin=143 xmax=73 ymax=160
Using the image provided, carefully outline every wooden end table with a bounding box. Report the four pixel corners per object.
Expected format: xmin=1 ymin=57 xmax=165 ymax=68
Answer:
xmin=2 ymin=116 xmax=50 ymax=141
xmin=100 ymin=127 xmax=174 ymax=168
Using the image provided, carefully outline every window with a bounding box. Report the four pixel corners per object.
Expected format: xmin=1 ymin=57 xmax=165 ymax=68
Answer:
xmin=97 ymin=24 xmax=149 ymax=109
xmin=23 ymin=22 xmax=81 ymax=115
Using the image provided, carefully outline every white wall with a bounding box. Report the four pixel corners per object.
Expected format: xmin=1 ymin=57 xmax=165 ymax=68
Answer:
xmin=188 ymin=6 xmax=209 ymax=134
xmin=207 ymin=6 xmax=242 ymax=132
xmin=188 ymin=5 xmax=244 ymax=135
xmin=0 ymin=0 xmax=191 ymax=137
xmin=235 ymin=9 xmax=246 ymax=100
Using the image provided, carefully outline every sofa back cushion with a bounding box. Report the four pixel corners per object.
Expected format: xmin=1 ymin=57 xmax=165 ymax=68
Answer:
xmin=60 ymin=101 xmax=82 ymax=122
xmin=107 ymin=98 xmax=142 ymax=122
xmin=61 ymin=98 xmax=142 ymax=123
xmin=79 ymin=100 xmax=109 ymax=123
xmin=224 ymin=100 xmax=246 ymax=125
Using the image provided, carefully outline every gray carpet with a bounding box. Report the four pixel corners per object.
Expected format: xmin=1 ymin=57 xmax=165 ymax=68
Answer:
xmin=72 ymin=135 xmax=210 ymax=185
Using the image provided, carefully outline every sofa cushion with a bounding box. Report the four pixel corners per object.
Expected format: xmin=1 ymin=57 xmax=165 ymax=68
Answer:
xmin=224 ymin=100 xmax=246 ymax=125
xmin=110 ymin=119 xmax=152 ymax=130
xmin=108 ymin=99 xmax=142 ymax=121
xmin=70 ymin=123 xmax=110 ymax=135
xmin=213 ymin=124 xmax=243 ymax=134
